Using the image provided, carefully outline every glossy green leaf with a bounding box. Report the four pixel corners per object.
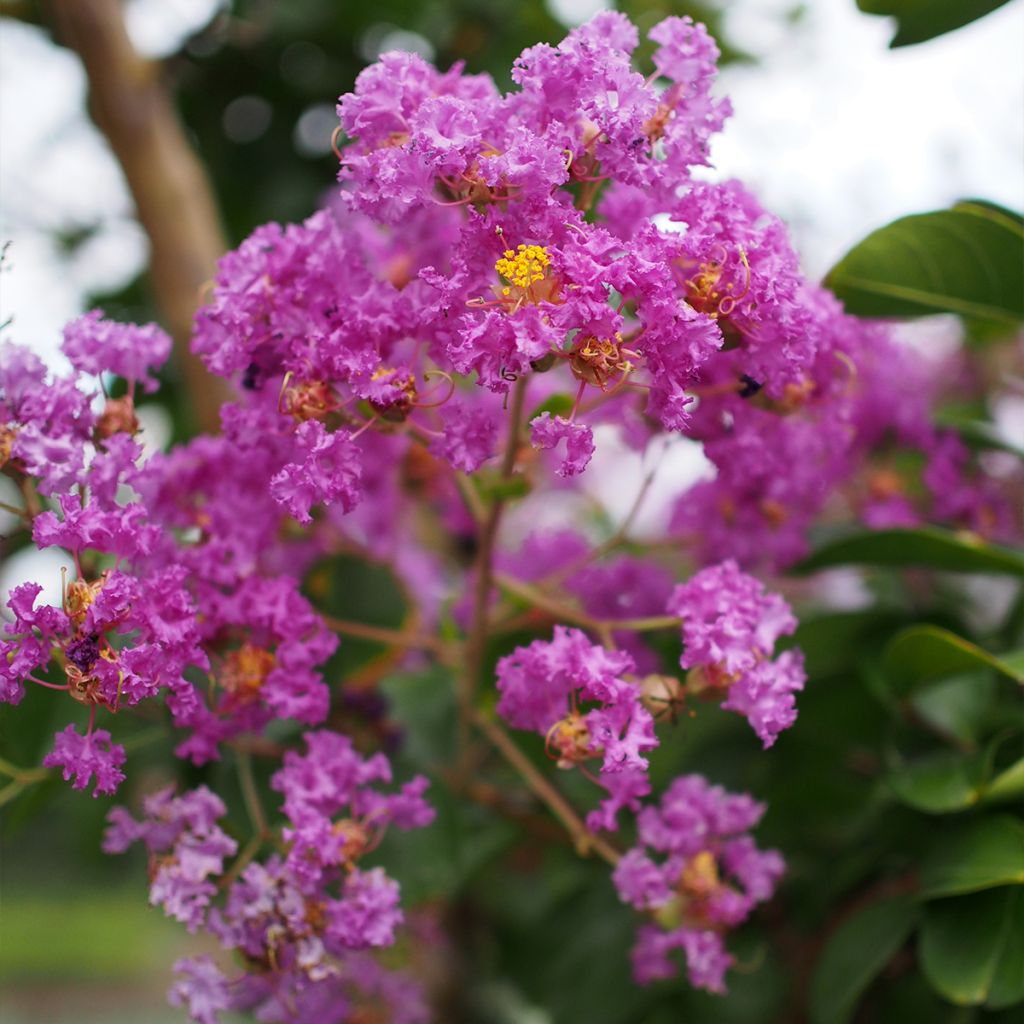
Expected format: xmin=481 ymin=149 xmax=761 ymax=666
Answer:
xmin=786 ymin=610 xmax=908 ymax=679
xmin=794 ymin=527 xmax=1024 ymax=577
xmin=883 ymin=626 xmax=1024 ymax=696
xmin=857 ymin=0 xmax=1014 ymax=47
xmin=983 ymin=758 xmax=1024 ymax=806
xmin=920 ymin=887 xmax=1024 ymax=1007
xmin=910 ymin=674 xmax=997 ymax=747
xmin=887 ymin=749 xmax=992 ymax=813
xmin=809 ymin=895 xmax=918 ymax=1024
xmin=920 ymin=815 xmax=1024 ymax=898
xmin=824 ymin=201 xmax=1024 ymax=322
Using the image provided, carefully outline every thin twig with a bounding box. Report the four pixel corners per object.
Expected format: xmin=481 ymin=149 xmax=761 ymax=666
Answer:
xmin=236 ymin=751 xmax=269 ymax=839
xmin=492 ymin=573 xmax=680 ymax=635
xmin=473 ymin=710 xmax=621 ymax=866
xmin=458 ymin=377 xmax=527 ymax=760
xmin=321 ymin=614 xmax=451 ymax=656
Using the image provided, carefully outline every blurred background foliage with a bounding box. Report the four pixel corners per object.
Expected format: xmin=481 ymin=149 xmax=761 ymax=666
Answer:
xmin=2 ymin=1 xmax=1022 ymax=1023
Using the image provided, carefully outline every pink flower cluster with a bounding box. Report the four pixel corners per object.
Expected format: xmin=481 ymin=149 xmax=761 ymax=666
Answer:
xmin=668 ymin=560 xmax=806 ymax=747
xmin=613 ymin=775 xmax=784 ymax=992
xmin=1 ymin=9 xmax=1019 ymax=1019
xmin=105 ymin=733 xmax=434 ymax=1022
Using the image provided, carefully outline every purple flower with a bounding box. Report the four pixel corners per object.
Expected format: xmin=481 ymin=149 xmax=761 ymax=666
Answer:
xmin=668 ymin=560 xmax=796 ymax=675
xmin=631 ymin=925 xmax=733 ymax=992
xmin=325 ymin=868 xmax=403 ymax=949
xmin=529 ymin=413 xmax=595 ymax=477
xmin=429 ymin=402 xmax=498 ymax=473
xmin=103 ymin=785 xmax=237 ymax=930
xmin=497 ymin=627 xmax=657 ymax=831
xmin=612 ymin=849 xmax=673 ymax=910
xmin=270 ymin=420 xmax=362 ymax=524
xmin=615 ymin=774 xmax=783 ymax=992
xmin=43 ymin=724 xmax=126 ymax=797
xmin=168 ymin=957 xmax=232 ymax=1024
xmin=666 ymin=561 xmax=805 ymax=745
xmin=270 ymin=730 xmax=433 ymax=895
xmin=62 ymin=310 xmax=171 ymax=392
xmin=721 ymin=649 xmax=806 ymax=748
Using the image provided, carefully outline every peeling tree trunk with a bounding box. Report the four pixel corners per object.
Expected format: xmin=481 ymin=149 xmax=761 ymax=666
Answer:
xmin=47 ymin=0 xmax=231 ymax=434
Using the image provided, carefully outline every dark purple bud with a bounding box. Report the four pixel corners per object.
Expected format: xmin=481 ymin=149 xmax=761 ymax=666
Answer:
xmin=66 ymin=634 xmax=101 ymax=672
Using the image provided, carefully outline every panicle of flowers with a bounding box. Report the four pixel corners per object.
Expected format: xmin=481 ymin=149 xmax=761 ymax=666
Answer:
xmin=104 ymin=733 xmax=434 ymax=1023
xmin=496 ymin=625 xmax=657 ymax=830
xmin=667 ymin=560 xmax=806 ymax=748
xmin=613 ymin=774 xmax=784 ymax=993
xmin=1 ymin=8 xmax=1020 ymax=1021
xmin=103 ymin=785 xmax=237 ymax=929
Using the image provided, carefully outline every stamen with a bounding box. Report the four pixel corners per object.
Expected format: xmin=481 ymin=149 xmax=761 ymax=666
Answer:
xmin=414 ymin=370 xmax=456 ymax=409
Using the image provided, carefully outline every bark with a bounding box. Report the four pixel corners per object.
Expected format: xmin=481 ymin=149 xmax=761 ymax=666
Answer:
xmin=47 ymin=0 xmax=230 ymax=433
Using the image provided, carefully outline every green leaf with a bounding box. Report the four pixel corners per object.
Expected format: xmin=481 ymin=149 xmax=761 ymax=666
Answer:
xmin=793 ymin=527 xmax=1024 ymax=577
xmin=910 ymin=674 xmax=997 ymax=747
xmin=785 ymin=610 xmax=909 ymax=679
xmin=920 ymin=815 xmax=1024 ymax=898
xmin=919 ymin=887 xmax=1024 ymax=1007
xmin=983 ymin=758 xmax=1024 ymax=806
xmin=809 ymin=895 xmax=919 ymax=1024
xmin=857 ymin=0 xmax=1014 ymax=47
xmin=887 ymin=748 xmax=993 ymax=813
xmin=935 ymin=411 xmax=1024 ymax=460
xmin=529 ymin=393 xmax=575 ymax=421
xmin=824 ymin=200 xmax=1024 ymax=323
xmin=883 ymin=626 xmax=1024 ymax=696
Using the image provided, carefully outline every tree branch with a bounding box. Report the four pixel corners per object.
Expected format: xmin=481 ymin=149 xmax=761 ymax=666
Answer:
xmin=46 ymin=0 xmax=230 ymax=433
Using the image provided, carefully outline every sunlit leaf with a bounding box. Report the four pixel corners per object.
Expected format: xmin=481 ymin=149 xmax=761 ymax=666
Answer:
xmin=824 ymin=201 xmax=1024 ymax=322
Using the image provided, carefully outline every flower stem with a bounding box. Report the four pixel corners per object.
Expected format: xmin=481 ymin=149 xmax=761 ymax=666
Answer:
xmin=236 ymin=751 xmax=270 ymax=840
xmin=473 ymin=710 xmax=620 ymax=866
xmin=459 ymin=377 xmax=528 ymax=762
xmin=321 ymin=614 xmax=451 ymax=657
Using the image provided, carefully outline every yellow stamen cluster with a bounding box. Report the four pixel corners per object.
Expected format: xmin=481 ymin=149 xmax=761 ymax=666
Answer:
xmin=283 ymin=379 xmax=335 ymax=422
xmin=0 ymin=425 xmax=16 ymax=468
xmin=683 ymin=247 xmax=751 ymax=319
xmin=569 ymin=334 xmax=638 ymax=390
xmin=65 ymin=576 xmax=107 ymax=627
xmin=222 ymin=644 xmax=276 ymax=699
xmin=680 ymin=850 xmax=721 ymax=899
xmin=496 ymin=244 xmax=551 ymax=296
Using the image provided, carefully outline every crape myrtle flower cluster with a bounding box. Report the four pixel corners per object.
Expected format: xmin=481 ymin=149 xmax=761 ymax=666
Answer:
xmin=1 ymin=11 xmax=1019 ymax=1021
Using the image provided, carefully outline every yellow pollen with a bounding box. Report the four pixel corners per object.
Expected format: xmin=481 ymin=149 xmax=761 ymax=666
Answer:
xmin=221 ymin=644 xmax=276 ymax=697
xmin=680 ymin=850 xmax=721 ymax=898
xmin=64 ymin=577 xmax=106 ymax=626
xmin=495 ymin=244 xmax=550 ymax=290
xmin=1 ymin=425 xmax=17 ymax=468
